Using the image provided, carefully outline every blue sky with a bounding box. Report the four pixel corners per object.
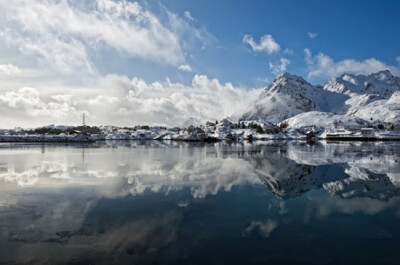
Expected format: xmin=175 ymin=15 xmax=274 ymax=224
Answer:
xmin=0 ymin=0 xmax=399 ymax=127
xmin=130 ymin=0 xmax=400 ymax=86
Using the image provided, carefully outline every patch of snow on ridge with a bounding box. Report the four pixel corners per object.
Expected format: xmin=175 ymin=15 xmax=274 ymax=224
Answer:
xmin=235 ymin=70 xmax=400 ymax=128
xmin=283 ymin=112 xmax=366 ymax=130
xmin=237 ymin=73 xmax=318 ymax=123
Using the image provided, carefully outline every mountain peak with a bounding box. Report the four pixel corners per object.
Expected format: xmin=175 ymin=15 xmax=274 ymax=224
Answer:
xmin=237 ymin=72 xmax=317 ymax=123
xmin=324 ymin=70 xmax=399 ymax=96
xmin=274 ymin=72 xmax=309 ymax=84
xmin=267 ymin=72 xmax=312 ymax=94
xmin=370 ymin=70 xmax=396 ymax=83
xmin=236 ymin=70 xmax=400 ymax=125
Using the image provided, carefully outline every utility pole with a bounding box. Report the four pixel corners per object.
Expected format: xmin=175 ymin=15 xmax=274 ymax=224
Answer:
xmin=83 ymin=112 xmax=86 ymax=127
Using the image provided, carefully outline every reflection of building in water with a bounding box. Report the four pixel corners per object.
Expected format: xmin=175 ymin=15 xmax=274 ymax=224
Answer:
xmin=82 ymin=145 xmax=85 ymax=164
xmin=0 ymin=142 xmax=400 ymax=264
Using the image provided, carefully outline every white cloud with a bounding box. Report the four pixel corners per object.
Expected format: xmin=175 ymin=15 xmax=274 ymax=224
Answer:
xmin=244 ymin=219 xmax=278 ymax=238
xmin=304 ymin=48 xmax=400 ymax=79
xmin=269 ymin=57 xmax=291 ymax=75
xmin=243 ymin=34 xmax=280 ymax=54
xmin=0 ymin=64 xmax=20 ymax=75
xmin=0 ymin=87 xmax=78 ymax=127
xmin=164 ymin=6 xmax=214 ymax=52
xmin=0 ymin=74 xmax=262 ymax=128
xmin=184 ymin=11 xmax=194 ymax=21
xmin=308 ymin=32 xmax=318 ymax=39
xmin=256 ymin=77 xmax=270 ymax=84
xmin=0 ymin=0 xmax=194 ymax=76
xmin=283 ymin=48 xmax=294 ymax=55
xmin=178 ymin=64 xmax=193 ymax=72
xmin=1 ymin=30 xmax=96 ymax=76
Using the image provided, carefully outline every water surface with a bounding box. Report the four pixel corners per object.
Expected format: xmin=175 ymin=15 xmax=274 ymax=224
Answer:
xmin=0 ymin=141 xmax=399 ymax=264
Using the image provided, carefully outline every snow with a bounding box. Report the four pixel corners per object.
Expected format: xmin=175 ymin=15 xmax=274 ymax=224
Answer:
xmin=236 ymin=73 xmax=318 ymax=123
xmin=283 ymin=111 xmax=366 ymax=130
xmin=0 ymin=134 xmax=93 ymax=143
xmin=0 ymin=71 xmax=399 ymax=142
xmin=234 ymin=70 xmax=400 ymax=132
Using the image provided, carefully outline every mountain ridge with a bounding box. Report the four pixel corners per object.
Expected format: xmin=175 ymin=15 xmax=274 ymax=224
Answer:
xmin=235 ymin=70 xmax=400 ymax=128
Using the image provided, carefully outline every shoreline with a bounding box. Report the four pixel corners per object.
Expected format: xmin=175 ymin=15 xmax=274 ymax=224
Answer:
xmin=1 ymin=137 xmax=400 ymax=143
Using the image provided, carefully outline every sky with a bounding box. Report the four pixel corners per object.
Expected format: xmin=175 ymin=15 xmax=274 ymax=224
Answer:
xmin=0 ymin=0 xmax=399 ymax=128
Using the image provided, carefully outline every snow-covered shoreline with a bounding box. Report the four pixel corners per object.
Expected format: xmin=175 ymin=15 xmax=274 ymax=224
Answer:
xmin=0 ymin=134 xmax=94 ymax=143
xmin=1 ymin=70 xmax=399 ymax=143
xmin=1 ymin=125 xmax=399 ymax=143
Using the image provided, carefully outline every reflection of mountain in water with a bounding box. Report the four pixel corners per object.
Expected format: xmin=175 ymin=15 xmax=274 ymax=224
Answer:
xmin=244 ymin=142 xmax=400 ymax=201
xmin=249 ymin=154 xmax=315 ymax=199
xmin=0 ymin=142 xmax=400 ymax=264
xmin=0 ymin=141 xmax=399 ymax=202
xmin=324 ymin=166 xmax=400 ymax=201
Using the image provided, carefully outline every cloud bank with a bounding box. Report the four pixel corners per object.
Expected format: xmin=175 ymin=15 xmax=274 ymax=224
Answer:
xmin=0 ymin=0 xmax=210 ymax=77
xmin=304 ymin=48 xmax=400 ymax=79
xmin=0 ymin=74 xmax=261 ymax=128
xmin=0 ymin=0 xmax=235 ymax=128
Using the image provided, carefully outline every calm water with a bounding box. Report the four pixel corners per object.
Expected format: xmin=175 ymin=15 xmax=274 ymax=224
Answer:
xmin=0 ymin=141 xmax=399 ymax=264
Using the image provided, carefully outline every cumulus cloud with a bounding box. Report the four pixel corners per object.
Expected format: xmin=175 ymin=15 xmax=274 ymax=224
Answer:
xmin=308 ymin=32 xmax=318 ymax=39
xmin=0 ymin=0 xmax=223 ymax=128
xmin=178 ymin=64 xmax=193 ymax=72
xmin=0 ymin=64 xmax=20 ymax=75
xmin=304 ymin=48 xmax=400 ymax=79
xmin=269 ymin=57 xmax=291 ymax=75
xmin=243 ymin=34 xmax=280 ymax=54
xmin=184 ymin=11 xmax=194 ymax=21
xmin=0 ymin=87 xmax=79 ymax=126
xmin=0 ymin=0 xmax=199 ymax=76
xmin=0 ymin=74 xmax=262 ymax=128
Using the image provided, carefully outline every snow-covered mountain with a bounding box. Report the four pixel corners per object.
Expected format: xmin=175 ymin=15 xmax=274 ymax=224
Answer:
xmin=236 ymin=70 xmax=400 ymax=128
xmin=238 ymin=73 xmax=319 ymax=123
xmin=324 ymin=70 xmax=399 ymax=97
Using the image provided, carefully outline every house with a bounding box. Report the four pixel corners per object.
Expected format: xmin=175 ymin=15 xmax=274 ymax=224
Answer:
xmin=360 ymin=128 xmax=375 ymax=137
xmin=69 ymin=130 xmax=82 ymax=135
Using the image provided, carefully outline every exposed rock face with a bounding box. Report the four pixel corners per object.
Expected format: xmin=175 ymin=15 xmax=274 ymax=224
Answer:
xmin=239 ymin=73 xmax=318 ymax=123
xmin=237 ymin=70 xmax=400 ymax=127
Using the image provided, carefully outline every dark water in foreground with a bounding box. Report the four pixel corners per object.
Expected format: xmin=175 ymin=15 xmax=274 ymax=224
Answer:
xmin=0 ymin=141 xmax=399 ymax=264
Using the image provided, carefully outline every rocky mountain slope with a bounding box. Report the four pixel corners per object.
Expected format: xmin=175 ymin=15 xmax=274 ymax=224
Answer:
xmin=236 ymin=70 xmax=400 ymax=128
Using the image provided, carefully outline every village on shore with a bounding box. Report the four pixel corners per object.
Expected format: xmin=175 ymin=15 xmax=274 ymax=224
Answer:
xmin=1 ymin=118 xmax=400 ymax=143
xmin=2 ymin=71 xmax=400 ymax=143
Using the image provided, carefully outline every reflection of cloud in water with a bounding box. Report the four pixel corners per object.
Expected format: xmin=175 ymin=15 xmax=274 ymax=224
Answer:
xmin=0 ymin=143 xmax=399 ymax=200
xmin=0 ymin=161 xmax=69 ymax=186
xmin=92 ymin=211 xmax=182 ymax=264
xmin=0 ymin=149 xmax=261 ymax=199
xmin=244 ymin=219 xmax=279 ymax=238
xmin=0 ymin=199 xmax=182 ymax=264
xmin=0 ymin=142 xmax=399 ymax=263
xmin=0 ymin=142 xmax=399 ymax=202
xmin=307 ymin=194 xmax=400 ymax=217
